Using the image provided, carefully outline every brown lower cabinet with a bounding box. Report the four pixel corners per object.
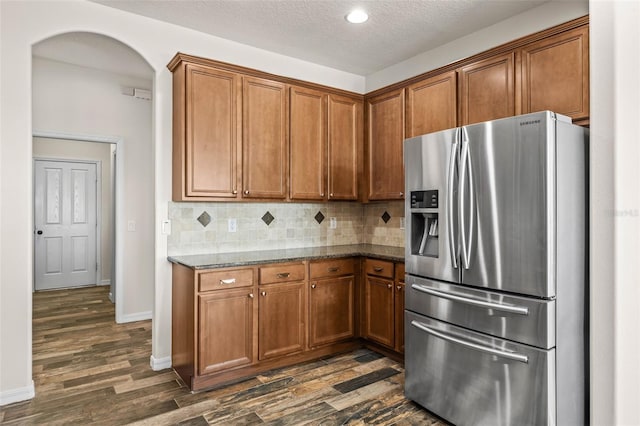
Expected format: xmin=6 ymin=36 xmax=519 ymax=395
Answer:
xmin=172 ymin=257 xmax=403 ymax=391
xmin=363 ymin=259 xmax=405 ymax=354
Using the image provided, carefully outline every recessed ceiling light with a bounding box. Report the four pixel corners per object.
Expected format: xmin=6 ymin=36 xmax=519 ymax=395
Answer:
xmin=345 ymin=9 xmax=368 ymax=24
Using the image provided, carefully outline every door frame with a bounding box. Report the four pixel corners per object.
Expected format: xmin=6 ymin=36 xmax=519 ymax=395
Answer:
xmin=32 ymin=130 xmax=125 ymax=322
xmin=33 ymin=157 xmax=102 ymax=290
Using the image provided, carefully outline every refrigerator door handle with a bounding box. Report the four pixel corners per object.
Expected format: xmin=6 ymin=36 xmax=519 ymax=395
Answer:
xmin=410 ymin=320 xmax=529 ymax=364
xmin=411 ymin=283 xmax=530 ymax=315
xmin=464 ymin=127 xmax=475 ymax=269
xmin=459 ymin=129 xmax=471 ymax=269
xmin=447 ymin=129 xmax=460 ymax=269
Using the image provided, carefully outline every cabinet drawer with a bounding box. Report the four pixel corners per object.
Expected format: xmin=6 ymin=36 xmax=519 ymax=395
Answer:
xmin=309 ymin=258 xmax=355 ymax=279
xmin=365 ymin=259 xmax=394 ymax=278
xmin=259 ymin=263 xmax=306 ymax=284
xmin=395 ymin=263 xmax=405 ymax=281
xmin=198 ymin=268 xmax=254 ymax=292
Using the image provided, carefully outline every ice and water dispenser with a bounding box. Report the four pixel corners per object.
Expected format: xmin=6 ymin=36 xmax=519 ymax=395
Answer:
xmin=410 ymin=190 xmax=439 ymax=258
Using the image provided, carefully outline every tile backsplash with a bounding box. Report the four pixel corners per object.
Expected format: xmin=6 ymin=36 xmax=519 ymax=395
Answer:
xmin=168 ymin=201 xmax=405 ymax=256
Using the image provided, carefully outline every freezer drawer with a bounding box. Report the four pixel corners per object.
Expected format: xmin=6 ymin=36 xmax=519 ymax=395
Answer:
xmin=405 ymin=311 xmax=556 ymax=426
xmin=406 ymin=275 xmax=555 ymax=349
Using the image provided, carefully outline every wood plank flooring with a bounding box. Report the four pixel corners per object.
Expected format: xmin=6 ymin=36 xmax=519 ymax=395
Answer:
xmin=0 ymin=286 xmax=446 ymax=425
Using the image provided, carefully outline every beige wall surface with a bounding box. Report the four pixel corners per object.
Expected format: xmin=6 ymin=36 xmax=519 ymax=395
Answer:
xmin=33 ymin=137 xmax=113 ymax=285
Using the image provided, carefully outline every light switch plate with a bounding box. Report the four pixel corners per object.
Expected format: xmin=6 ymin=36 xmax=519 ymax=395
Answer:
xmin=161 ymin=220 xmax=172 ymax=235
xmin=228 ymin=218 xmax=237 ymax=232
xmin=400 ymin=217 xmax=405 ymax=229
xmin=329 ymin=217 xmax=337 ymax=229
xmin=127 ymin=220 xmax=136 ymax=232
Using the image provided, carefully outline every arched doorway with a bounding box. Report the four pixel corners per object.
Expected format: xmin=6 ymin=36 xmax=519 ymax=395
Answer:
xmin=31 ymin=32 xmax=154 ymax=324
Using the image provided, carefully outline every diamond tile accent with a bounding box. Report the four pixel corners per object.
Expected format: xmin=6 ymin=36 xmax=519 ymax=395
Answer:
xmin=381 ymin=211 xmax=391 ymax=223
xmin=314 ymin=211 xmax=325 ymax=224
xmin=197 ymin=211 xmax=211 ymax=227
xmin=262 ymin=211 xmax=275 ymax=226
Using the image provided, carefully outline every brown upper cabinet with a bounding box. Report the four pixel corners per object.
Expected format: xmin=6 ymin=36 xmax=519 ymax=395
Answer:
xmin=242 ymin=76 xmax=288 ymax=200
xmin=172 ymin=63 xmax=241 ymax=200
xmin=366 ymin=88 xmax=405 ymax=201
xmin=459 ymin=52 xmax=516 ymax=126
xmin=406 ymin=71 xmax=457 ymax=138
xmin=520 ymin=25 xmax=589 ymax=123
xmin=327 ymin=94 xmax=362 ymax=201
xmin=289 ymin=86 xmax=326 ymax=201
xmin=289 ymin=89 xmax=363 ymax=201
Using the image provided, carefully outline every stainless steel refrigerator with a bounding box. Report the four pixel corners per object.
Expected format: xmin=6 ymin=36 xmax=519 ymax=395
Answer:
xmin=403 ymin=111 xmax=588 ymax=426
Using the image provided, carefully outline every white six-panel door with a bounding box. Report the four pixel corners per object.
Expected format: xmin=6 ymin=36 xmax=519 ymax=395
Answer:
xmin=34 ymin=160 xmax=97 ymax=290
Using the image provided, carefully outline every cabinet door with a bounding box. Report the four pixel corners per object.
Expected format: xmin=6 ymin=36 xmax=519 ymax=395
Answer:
xmin=520 ymin=26 xmax=589 ymax=121
xmin=309 ymin=275 xmax=355 ymax=347
xmin=258 ymin=282 xmax=306 ymax=360
xmin=290 ymin=86 xmax=326 ymax=200
xmin=182 ymin=64 xmax=241 ymax=199
xmin=394 ymin=281 xmax=405 ymax=353
xmin=328 ymin=94 xmax=362 ymax=201
xmin=198 ymin=289 xmax=255 ymax=375
xmin=364 ymin=275 xmax=394 ymax=347
xmin=366 ymin=88 xmax=405 ymax=201
xmin=459 ymin=53 xmax=515 ymax=125
xmin=406 ymin=71 xmax=457 ymax=137
xmin=242 ymin=77 xmax=288 ymax=199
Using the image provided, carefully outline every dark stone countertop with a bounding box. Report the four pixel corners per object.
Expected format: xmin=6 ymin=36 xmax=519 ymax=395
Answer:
xmin=168 ymin=244 xmax=405 ymax=270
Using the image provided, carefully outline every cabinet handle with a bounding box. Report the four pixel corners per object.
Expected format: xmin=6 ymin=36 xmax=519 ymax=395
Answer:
xmin=248 ymin=293 xmax=254 ymax=298
xmin=219 ymin=278 xmax=236 ymax=285
xmin=327 ymin=267 xmax=339 ymax=272
xmin=374 ymin=267 xmax=384 ymax=272
xmin=276 ymin=272 xmax=290 ymax=278
xmin=311 ymin=284 xmax=316 ymax=289
xmin=261 ymin=291 xmax=266 ymax=296
xmin=244 ymin=190 xmax=250 ymax=195
xmin=387 ymin=284 xmax=393 ymax=289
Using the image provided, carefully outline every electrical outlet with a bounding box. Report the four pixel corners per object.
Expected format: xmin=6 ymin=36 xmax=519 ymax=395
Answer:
xmin=228 ymin=218 xmax=237 ymax=232
xmin=127 ymin=220 xmax=136 ymax=232
xmin=400 ymin=217 xmax=405 ymax=230
xmin=161 ymin=220 xmax=172 ymax=235
xmin=329 ymin=217 xmax=337 ymax=229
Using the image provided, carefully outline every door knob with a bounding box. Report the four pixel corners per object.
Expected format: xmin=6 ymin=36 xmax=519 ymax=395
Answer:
xmin=36 ymin=230 xmax=43 ymax=235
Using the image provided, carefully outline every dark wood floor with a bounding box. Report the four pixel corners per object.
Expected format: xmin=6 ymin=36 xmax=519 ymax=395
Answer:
xmin=0 ymin=286 xmax=445 ymax=425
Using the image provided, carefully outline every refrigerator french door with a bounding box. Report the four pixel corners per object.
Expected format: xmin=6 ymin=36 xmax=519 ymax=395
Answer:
xmin=404 ymin=111 xmax=588 ymax=426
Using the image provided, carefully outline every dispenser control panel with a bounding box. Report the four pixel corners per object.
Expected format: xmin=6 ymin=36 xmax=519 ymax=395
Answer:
xmin=411 ymin=190 xmax=438 ymax=209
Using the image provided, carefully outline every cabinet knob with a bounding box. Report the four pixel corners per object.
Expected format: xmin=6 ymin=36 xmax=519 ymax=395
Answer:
xmin=232 ymin=190 xmax=238 ymax=194
xmin=329 ymin=193 xmax=334 ymax=197
xmin=244 ymin=190 xmax=250 ymax=195
xmin=311 ymin=284 xmax=316 ymax=289
xmin=399 ymin=192 xmax=404 ymax=197
xmin=248 ymin=293 xmax=254 ymax=298
xmin=261 ymin=291 xmax=266 ymax=296
xmin=321 ymin=193 xmax=325 ymax=197
xmin=387 ymin=283 xmax=393 ymax=289
xmin=397 ymin=286 xmax=402 ymax=291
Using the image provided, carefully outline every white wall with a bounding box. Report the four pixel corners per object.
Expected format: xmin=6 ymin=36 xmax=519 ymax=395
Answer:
xmin=589 ymin=1 xmax=640 ymax=424
xmin=0 ymin=0 xmax=364 ymax=404
xmin=32 ymin=57 xmax=153 ymax=318
xmin=33 ymin=136 xmax=114 ymax=285
xmin=367 ymin=0 xmax=589 ymax=92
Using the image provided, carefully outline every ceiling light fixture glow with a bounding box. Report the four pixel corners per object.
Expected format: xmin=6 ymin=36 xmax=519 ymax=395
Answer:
xmin=345 ymin=9 xmax=368 ymax=24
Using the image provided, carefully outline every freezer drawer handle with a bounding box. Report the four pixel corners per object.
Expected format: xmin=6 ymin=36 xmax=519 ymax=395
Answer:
xmin=411 ymin=284 xmax=529 ymax=316
xmin=410 ymin=320 xmax=529 ymax=364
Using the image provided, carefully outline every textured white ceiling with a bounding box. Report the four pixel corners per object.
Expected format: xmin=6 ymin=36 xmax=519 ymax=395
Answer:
xmin=90 ymin=0 xmax=552 ymax=75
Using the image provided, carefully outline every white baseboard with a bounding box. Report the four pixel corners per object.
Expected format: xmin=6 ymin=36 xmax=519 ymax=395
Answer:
xmin=99 ymin=279 xmax=111 ymax=286
xmin=150 ymin=355 xmax=172 ymax=371
xmin=0 ymin=381 xmax=35 ymax=406
xmin=119 ymin=311 xmax=152 ymax=323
